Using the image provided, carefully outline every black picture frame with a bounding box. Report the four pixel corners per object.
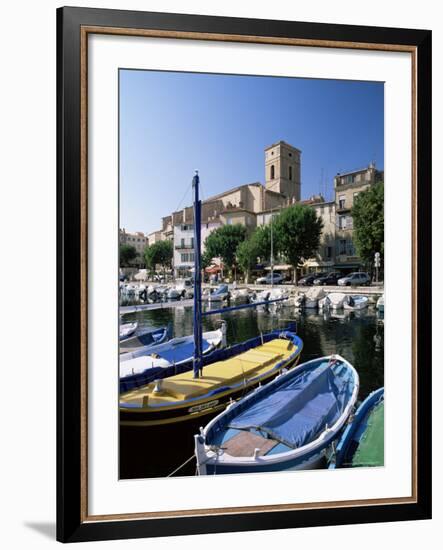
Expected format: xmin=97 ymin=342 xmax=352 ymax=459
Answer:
xmin=57 ymin=6 xmax=432 ymax=543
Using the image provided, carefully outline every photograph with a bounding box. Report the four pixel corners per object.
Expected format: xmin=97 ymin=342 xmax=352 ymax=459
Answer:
xmin=118 ymin=69 xmax=385 ymax=480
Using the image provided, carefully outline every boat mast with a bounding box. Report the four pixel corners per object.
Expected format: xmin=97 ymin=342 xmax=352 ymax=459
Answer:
xmin=192 ymin=171 xmax=203 ymax=378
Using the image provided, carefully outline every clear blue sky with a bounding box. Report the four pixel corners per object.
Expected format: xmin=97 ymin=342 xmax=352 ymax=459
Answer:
xmin=119 ymin=70 xmax=384 ymax=235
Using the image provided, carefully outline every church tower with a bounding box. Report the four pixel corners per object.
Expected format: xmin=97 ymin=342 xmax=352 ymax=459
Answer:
xmin=265 ymin=141 xmax=301 ymax=202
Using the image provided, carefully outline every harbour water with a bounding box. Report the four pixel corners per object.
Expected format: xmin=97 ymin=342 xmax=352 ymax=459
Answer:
xmin=119 ymin=299 xmax=384 ymax=479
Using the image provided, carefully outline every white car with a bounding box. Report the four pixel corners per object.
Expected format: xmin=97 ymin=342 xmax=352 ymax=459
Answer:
xmin=256 ymin=273 xmax=284 ymax=285
xmin=337 ymin=272 xmax=371 ymax=286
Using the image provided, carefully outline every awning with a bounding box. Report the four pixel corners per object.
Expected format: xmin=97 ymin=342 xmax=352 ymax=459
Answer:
xmin=205 ymin=264 xmax=224 ymax=274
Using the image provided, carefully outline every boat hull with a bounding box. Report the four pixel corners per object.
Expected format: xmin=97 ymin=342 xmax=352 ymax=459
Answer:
xmin=200 ymin=442 xmax=328 ymax=475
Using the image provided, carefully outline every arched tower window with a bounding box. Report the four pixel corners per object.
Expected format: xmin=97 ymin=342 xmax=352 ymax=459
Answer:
xmin=270 ymin=165 xmax=275 ymax=180
xmin=289 ymin=166 xmax=293 ymax=181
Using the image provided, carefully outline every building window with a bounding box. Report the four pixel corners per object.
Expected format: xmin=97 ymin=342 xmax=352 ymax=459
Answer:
xmin=325 ymin=246 xmax=332 ymax=258
xmin=190 ymin=253 xmax=195 ymax=262
xmin=338 ymin=215 xmax=347 ymax=229
xmin=339 ymin=240 xmax=346 ymax=255
xmin=339 ymin=195 xmax=346 ymax=209
xmin=347 ymin=216 xmax=353 ymax=229
xmin=289 ymin=166 xmax=293 ymax=181
xmin=270 ymin=165 xmax=275 ymax=179
xmin=181 ymin=238 xmax=185 ymax=248
xmin=346 ymin=175 xmax=354 ymax=184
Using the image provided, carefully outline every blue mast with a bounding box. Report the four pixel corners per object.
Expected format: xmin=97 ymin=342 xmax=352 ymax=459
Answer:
xmin=192 ymin=171 xmax=203 ymax=378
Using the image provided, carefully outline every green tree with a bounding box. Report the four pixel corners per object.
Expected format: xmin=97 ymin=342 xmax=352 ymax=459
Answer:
xmin=144 ymin=240 xmax=173 ymax=277
xmin=251 ymin=224 xmax=272 ymax=261
xmin=352 ymin=182 xmax=384 ymax=271
xmin=236 ymin=238 xmax=260 ymax=284
xmin=273 ymin=204 xmax=323 ymax=283
xmin=203 ymin=224 xmax=247 ymax=276
xmin=119 ymin=244 xmax=137 ymax=267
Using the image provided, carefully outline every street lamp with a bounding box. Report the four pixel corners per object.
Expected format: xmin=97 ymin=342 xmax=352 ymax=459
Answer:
xmin=374 ymin=251 xmax=381 ymax=283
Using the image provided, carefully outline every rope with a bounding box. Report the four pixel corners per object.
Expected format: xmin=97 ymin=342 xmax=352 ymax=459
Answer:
xmin=173 ymin=181 xmax=193 ymax=215
xmin=166 ymin=454 xmax=196 ymax=477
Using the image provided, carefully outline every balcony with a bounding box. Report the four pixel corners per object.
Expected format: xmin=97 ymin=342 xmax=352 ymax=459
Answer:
xmin=175 ymin=243 xmax=194 ymax=250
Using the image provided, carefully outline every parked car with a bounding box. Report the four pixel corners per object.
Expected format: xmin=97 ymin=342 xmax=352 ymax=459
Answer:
xmin=256 ymin=272 xmax=284 ymax=285
xmin=298 ymin=272 xmax=328 ymax=286
xmin=313 ymin=272 xmax=342 ymax=286
xmin=337 ymin=272 xmax=371 ymax=286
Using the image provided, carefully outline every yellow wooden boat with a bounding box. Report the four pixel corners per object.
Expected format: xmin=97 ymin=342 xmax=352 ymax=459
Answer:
xmin=120 ymin=330 xmax=303 ymax=427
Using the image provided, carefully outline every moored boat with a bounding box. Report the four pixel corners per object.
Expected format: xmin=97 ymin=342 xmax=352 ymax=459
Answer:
xmin=120 ymin=328 xmax=303 ymax=426
xmin=204 ymin=284 xmax=229 ymax=302
xmin=304 ymin=287 xmax=325 ymax=308
xmin=329 ymin=387 xmax=384 ymax=469
xmin=319 ymin=292 xmax=347 ymax=311
xmin=119 ymin=324 xmax=172 ymax=353
xmin=119 ymin=322 xmax=138 ymax=341
xmin=120 ymin=325 xmax=226 ymax=387
xmin=343 ymin=294 xmax=369 ymax=310
xmin=194 ymin=354 xmax=359 ymax=474
xmin=230 ymin=288 xmax=250 ymax=303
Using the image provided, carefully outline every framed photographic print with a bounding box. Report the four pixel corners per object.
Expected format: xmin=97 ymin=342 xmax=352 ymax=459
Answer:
xmin=57 ymin=6 xmax=432 ymax=543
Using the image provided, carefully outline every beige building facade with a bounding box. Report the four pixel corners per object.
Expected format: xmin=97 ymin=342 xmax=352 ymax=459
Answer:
xmin=334 ymin=163 xmax=383 ymax=271
xmin=146 ymin=142 xmax=383 ymax=278
xmin=119 ymin=229 xmax=148 ymax=267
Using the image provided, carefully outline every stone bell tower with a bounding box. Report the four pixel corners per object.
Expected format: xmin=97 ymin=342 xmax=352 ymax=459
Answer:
xmin=265 ymin=141 xmax=301 ymax=202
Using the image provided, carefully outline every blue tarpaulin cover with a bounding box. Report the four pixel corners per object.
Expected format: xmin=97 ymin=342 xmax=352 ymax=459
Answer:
xmin=228 ymin=363 xmax=350 ymax=449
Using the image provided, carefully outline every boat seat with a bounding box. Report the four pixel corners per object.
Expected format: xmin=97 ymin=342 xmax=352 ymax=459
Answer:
xmin=222 ymin=430 xmax=279 ymax=457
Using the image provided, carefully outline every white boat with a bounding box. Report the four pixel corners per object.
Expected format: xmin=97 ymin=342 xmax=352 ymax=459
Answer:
xmin=195 ymin=355 xmax=359 ymax=474
xmin=230 ymin=288 xmax=250 ymax=303
xmin=343 ymin=295 xmax=369 ymax=310
xmin=304 ymin=287 xmax=325 ymax=308
xmin=376 ymin=294 xmax=384 ymax=312
xmin=120 ymin=324 xmax=227 ymax=380
xmin=119 ymin=325 xmax=171 ymax=353
xmin=119 ymin=322 xmax=138 ymax=341
xmin=319 ymin=292 xmax=347 ymax=311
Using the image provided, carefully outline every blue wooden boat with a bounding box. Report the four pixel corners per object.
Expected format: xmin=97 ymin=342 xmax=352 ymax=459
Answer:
xmin=329 ymin=387 xmax=384 ymax=469
xmin=194 ymin=355 xmax=359 ymax=474
xmin=119 ymin=325 xmax=226 ymax=392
